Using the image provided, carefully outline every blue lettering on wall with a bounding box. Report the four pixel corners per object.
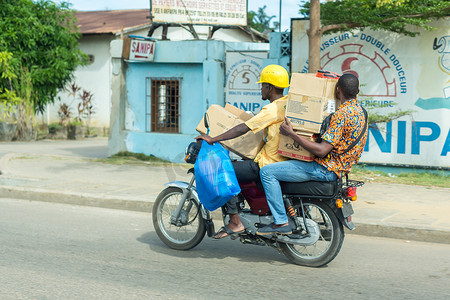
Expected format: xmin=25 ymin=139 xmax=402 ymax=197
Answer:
xmin=389 ymin=54 xmax=407 ymax=94
xmin=360 ymin=100 xmax=394 ymax=107
xmin=359 ymin=33 xmax=390 ymax=55
xmin=356 ymin=32 xmax=408 ymax=94
xmin=364 ymin=121 xmax=448 ymax=158
xmin=397 ymin=121 xmax=406 ymax=154
xmin=228 ymin=102 xmax=261 ymax=113
xmin=239 ymin=103 xmax=249 ymax=111
xmin=440 ymin=128 xmax=450 ymax=156
xmin=364 ymin=122 xmax=392 ymax=153
xmin=411 ymin=122 xmax=440 ymax=155
xmin=252 ymin=103 xmax=261 ymax=111
xmin=320 ymin=33 xmax=350 ymax=51
xmin=250 ymin=60 xmax=261 ymax=68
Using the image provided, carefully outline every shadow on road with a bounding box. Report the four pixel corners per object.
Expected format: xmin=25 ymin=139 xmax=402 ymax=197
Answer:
xmin=136 ymin=231 xmax=291 ymax=265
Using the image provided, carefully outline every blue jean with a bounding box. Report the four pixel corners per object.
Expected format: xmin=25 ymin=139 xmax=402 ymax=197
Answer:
xmin=260 ymin=160 xmax=337 ymax=224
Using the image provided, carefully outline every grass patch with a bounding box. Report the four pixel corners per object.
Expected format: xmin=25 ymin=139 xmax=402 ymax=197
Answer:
xmin=12 ymin=156 xmax=38 ymax=160
xmin=97 ymin=151 xmax=173 ymax=165
xmin=97 ymin=152 xmax=449 ymax=188
xmin=349 ymin=165 xmax=450 ymax=188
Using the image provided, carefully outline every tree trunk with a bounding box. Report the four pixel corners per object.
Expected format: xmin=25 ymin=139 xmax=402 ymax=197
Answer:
xmin=67 ymin=124 xmax=76 ymax=140
xmin=308 ymin=0 xmax=322 ymax=73
xmin=14 ymin=103 xmax=35 ymax=141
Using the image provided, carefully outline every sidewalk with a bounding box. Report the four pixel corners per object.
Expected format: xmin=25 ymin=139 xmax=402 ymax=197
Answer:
xmin=1 ymin=139 xmax=449 ymax=244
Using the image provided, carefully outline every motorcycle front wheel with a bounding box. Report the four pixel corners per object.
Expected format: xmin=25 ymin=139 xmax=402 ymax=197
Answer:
xmin=280 ymin=200 xmax=344 ymax=267
xmin=152 ymin=187 xmax=206 ymax=250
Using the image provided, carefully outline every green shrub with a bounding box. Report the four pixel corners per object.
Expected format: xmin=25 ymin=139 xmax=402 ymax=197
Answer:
xmin=48 ymin=123 xmax=63 ymax=134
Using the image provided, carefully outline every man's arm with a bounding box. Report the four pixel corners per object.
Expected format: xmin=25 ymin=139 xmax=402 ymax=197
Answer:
xmin=195 ymin=123 xmax=250 ymax=144
xmin=280 ymin=117 xmax=333 ymax=158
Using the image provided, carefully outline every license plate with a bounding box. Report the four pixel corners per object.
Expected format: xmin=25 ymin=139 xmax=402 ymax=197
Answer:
xmin=342 ymin=202 xmax=354 ymax=218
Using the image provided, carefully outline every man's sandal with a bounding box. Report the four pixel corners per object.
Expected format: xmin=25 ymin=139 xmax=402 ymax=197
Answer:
xmin=212 ymin=225 xmax=245 ymax=240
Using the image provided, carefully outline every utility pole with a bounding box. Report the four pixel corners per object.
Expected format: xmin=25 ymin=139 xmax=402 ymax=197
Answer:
xmin=279 ymin=0 xmax=282 ymax=32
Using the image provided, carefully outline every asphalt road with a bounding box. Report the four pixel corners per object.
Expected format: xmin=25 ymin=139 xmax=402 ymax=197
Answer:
xmin=0 ymin=138 xmax=109 ymax=159
xmin=1 ymin=198 xmax=449 ymax=300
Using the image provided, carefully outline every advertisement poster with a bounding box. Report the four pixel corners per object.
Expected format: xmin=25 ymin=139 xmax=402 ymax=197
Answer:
xmin=151 ymin=0 xmax=247 ymax=26
xmin=291 ymin=19 xmax=449 ymax=168
xmin=225 ymin=51 xmax=268 ymax=115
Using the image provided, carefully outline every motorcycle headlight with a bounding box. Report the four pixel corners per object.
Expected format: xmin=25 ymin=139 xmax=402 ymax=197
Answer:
xmin=184 ymin=142 xmax=201 ymax=164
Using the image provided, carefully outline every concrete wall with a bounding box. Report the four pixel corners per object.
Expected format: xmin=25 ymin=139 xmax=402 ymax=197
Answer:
xmin=44 ymin=28 xmax=150 ymax=129
xmin=108 ymin=39 xmax=269 ymax=162
xmin=290 ymin=18 xmax=450 ymax=169
xmin=46 ymin=35 xmax=113 ymax=128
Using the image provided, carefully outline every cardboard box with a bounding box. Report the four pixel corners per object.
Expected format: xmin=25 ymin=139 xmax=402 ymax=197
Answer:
xmin=285 ymin=73 xmax=338 ymax=133
xmin=277 ymin=131 xmax=316 ymax=162
xmin=196 ymin=104 xmax=264 ymax=159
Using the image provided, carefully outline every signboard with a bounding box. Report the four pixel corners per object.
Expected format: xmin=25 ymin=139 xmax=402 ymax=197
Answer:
xmin=151 ymin=0 xmax=247 ymax=26
xmin=291 ymin=18 xmax=450 ymax=169
xmin=123 ymin=38 xmax=156 ymax=62
xmin=225 ymin=51 xmax=268 ymax=114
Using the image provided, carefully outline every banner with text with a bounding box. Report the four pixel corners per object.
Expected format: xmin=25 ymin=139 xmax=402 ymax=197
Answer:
xmin=151 ymin=0 xmax=247 ymax=26
xmin=291 ymin=18 xmax=450 ymax=168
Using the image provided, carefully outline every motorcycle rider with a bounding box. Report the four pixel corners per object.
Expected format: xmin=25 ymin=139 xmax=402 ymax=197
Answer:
xmin=256 ymin=73 xmax=368 ymax=235
xmin=196 ymin=64 xmax=290 ymax=239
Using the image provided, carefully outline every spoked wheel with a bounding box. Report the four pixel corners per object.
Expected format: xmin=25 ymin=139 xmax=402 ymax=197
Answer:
xmin=280 ymin=200 xmax=344 ymax=267
xmin=152 ymin=187 xmax=206 ymax=250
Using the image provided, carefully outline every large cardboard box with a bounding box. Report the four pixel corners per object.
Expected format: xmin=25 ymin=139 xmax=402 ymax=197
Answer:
xmin=196 ymin=104 xmax=264 ymax=159
xmin=277 ymin=131 xmax=316 ymax=162
xmin=285 ymin=73 xmax=338 ymax=133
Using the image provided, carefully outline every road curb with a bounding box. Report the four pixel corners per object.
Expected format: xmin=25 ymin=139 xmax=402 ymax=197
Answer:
xmin=348 ymin=223 xmax=450 ymax=245
xmin=1 ymin=185 xmax=449 ymax=245
xmin=0 ymin=186 xmax=153 ymax=213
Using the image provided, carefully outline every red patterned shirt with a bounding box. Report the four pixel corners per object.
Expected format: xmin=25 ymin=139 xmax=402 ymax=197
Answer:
xmin=315 ymin=99 xmax=368 ymax=178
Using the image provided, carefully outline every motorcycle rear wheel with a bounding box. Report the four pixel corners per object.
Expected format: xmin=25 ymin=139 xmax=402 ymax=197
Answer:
xmin=152 ymin=187 xmax=206 ymax=250
xmin=280 ymin=200 xmax=344 ymax=267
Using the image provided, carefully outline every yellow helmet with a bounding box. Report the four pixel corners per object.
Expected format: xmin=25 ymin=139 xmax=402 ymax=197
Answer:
xmin=257 ymin=64 xmax=290 ymax=88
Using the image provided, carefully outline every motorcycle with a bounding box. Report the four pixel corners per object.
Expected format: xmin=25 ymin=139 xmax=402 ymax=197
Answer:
xmin=152 ymin=141 xmax=364 ymax=267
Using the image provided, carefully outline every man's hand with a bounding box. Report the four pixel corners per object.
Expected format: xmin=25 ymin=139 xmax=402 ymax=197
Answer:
xmin=195 ymin=134 xmax=214 ymax=145
xmin=195 ymin=123 xmax=250 ymax=145
xmin=279 ymin=117 xmax=296 ymax=137
xmin=279 ymin=117 xmax=333 ymax=158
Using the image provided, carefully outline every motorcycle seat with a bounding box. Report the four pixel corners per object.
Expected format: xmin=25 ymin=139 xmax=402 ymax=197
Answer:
xmin=280 ymin=180 xmax=337 ymax=197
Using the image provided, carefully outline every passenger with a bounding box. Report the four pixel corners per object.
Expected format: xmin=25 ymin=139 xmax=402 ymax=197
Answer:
xmin=257 ymin=73 xmax=368 ymax=235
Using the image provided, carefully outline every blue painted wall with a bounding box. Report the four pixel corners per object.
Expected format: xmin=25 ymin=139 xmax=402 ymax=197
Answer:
xmin=125 ymin=62 xmax=204 ymax=162
xmin=118 ymin=40 xmax=268 ymax=162
xmin=125 ymin=62 xmax=204 ymax=134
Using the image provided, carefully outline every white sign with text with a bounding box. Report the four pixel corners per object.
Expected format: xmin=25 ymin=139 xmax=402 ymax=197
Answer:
xmin=225 ymin=51 xmax=268 ymax=115
xmin=151 ymin=0 xmax=247 ymax=26
xmin=129 ymin=40 xmax=155 ymax=62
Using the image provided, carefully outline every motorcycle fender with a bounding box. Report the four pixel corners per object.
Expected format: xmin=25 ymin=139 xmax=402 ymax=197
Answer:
xmin=326 ymin=200 xmax=356 ymax=231
xmin=163 ymin=181 xmax=210 ymax=220
xmin=339 ymin=202 xmax=356 ymax=230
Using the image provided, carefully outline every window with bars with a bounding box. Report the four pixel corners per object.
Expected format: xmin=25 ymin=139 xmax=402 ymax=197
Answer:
xmin=145 ymin=78 xmax=180 ymax=133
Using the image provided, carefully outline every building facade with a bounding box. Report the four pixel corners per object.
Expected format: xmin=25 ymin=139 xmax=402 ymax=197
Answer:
xmin=109 ymin=39 xmax=269 ymax=162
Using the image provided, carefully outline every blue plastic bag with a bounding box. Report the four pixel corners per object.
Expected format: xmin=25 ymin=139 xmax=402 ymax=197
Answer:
xmin=194 ymin=140 xmax=241 ymax=211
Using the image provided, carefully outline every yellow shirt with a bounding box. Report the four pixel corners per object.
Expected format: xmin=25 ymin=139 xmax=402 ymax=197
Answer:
xmin=244 ymin=96 xmax=289 ymax=168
